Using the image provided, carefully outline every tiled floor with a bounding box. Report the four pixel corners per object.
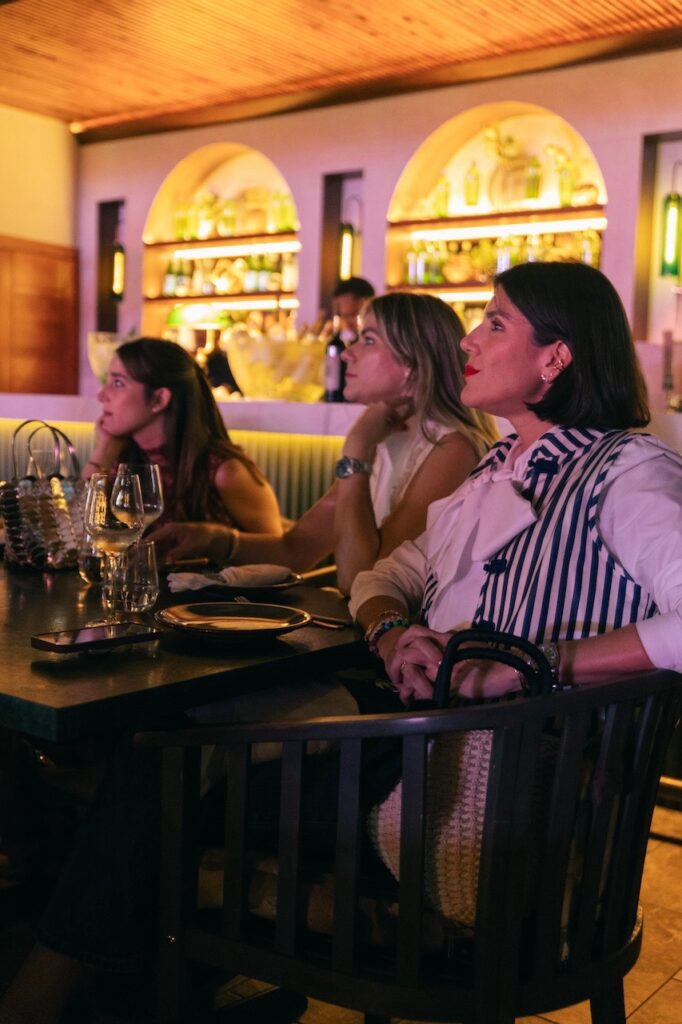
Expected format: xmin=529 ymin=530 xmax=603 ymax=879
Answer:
xmin=216 ymin=806 xmax=682 ymax=1024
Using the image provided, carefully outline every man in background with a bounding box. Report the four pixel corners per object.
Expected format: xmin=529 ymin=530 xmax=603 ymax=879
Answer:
xmin=331 ymin=276 xmax=375 ymax=335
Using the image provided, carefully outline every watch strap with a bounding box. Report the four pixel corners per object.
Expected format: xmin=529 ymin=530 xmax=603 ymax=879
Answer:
xmin=336 ymin=456 xmax=372 ymax=478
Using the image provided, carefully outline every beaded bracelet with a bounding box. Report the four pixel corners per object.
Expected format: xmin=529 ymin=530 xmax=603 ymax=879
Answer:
xmin=366 ymin=614 xmax=410 ymax=657
xmin=363 ymin=610 xmax=407 ymax=645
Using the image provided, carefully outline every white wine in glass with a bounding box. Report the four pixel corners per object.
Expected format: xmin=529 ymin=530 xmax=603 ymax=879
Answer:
xmin=84 ymin=471 xmax=145 ymax=619
xmin=117 ymin=463 xmax=164 ymax=530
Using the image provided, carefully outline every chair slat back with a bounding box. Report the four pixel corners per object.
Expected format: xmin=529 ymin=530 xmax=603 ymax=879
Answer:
xmin=143 ymin=670 xmax=682 ymax=1024
xmin=529 ymin=709 xmax=592 ymax=978
xmin=276 ymin=740 xmax=305 ymax=956
xmin=222 ymin=743 xmax=250 ymax=940
xmin=333 ymin=738 xmax=363 ymax=973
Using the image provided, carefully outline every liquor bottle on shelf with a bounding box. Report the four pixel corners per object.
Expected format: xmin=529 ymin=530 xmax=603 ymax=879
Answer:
xmin=580 ymin=229 xmax=601 ymax=267
xmin=405 ymin=244 xmax=418 ymax=286
xmin=191 ymin=261 xmax=205 ymax=296
xmin=175 ymin=260 xmax=192 ymax=298
xmin=216 ymin=199 xmax=238 ymax=238
xmin=431 ymin=243 xmax=446 ymax=284
xmin=495 ymin=237 xmax=513 ymax=273
xmin=415 ymin=243 xmax=427 ymax=286
xmin=277 ymin=192 xmax=297 ymax=232
xmin=434 ymin=176 xmax=450 ymax=218
xmin=558 ymin=165 xmax=574 ymax=207
xmin=257 ymin=255 xmax=271 ymax=293
xmin=162 ymin=259 xmax=177 ymax=297
xmin=323 ymin=315 xmax=349 ymax=403
xmin=243 ymin=256 xmax=259 ymax=293
xmin=281 ymin=252 xmax=298 ymax=292
xmin=526 ymin=234 xmax=542 ymax=263
xmin=464 ymin=162 xmax=480 ymax=207
xmin=525 ymin=157 xmax=542 ymax=200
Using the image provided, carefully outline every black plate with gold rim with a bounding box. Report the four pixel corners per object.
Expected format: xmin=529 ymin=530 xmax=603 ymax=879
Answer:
xmin=156 ymin=601 xmax=311 ymax=641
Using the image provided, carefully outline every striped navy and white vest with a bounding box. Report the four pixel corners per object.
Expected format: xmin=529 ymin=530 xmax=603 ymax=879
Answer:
xmin=424 ymin=427 xmax=658 ymax=645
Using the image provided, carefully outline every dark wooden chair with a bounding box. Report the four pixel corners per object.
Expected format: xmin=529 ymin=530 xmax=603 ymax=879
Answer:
xmin=138 ymin=669 xmax=682 ymax=1024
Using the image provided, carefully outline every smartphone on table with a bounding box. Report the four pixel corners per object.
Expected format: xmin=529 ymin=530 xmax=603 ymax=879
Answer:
xmin=31 ymin=621 xmax=161 ymax=653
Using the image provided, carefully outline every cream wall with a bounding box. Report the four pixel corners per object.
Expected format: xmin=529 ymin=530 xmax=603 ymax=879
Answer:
xmin=0 ymin=104 xmax=76 ymax=246
xmin=73 ymin=47 xmax=682 ymax=396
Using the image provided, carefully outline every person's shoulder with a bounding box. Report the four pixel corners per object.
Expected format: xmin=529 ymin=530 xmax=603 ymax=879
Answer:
xmin=606 ymin=429 xmax=682 ymax=476
xmin=213 ymin=454 xmax=253 ymax=487
xmin=421 ymin=418 xmax=480 ymax=453
xmin=417 ymin=425 xmax=481 ymax=470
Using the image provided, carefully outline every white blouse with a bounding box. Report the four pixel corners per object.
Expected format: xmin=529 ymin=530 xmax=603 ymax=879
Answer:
xmin=351 ymin=430 xmax=682 ymax=670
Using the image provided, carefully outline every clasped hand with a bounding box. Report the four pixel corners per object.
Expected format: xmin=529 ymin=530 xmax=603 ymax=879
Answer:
xmin=378 ymin=624 xmax=524 ymax=704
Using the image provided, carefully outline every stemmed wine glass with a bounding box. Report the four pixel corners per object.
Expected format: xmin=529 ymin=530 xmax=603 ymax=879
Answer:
xmin=117 ymin=463 xmax=164 ymax=532
xmin=83 ymin=470 xmax=145 ymax=620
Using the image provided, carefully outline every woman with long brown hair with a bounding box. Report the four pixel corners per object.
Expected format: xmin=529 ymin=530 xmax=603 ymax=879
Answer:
xmin=84 ymin=336 xmax=281 ymax=534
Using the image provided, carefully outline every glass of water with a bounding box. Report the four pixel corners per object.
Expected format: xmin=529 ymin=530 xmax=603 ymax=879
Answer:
xmin=102 ymin=539 xmax=160 ymax=615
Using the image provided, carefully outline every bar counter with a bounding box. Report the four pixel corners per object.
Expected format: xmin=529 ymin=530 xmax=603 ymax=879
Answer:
xmin=0 ymin=397 xmax=366 ymax=520
xmin=0 ymin=395 xmax=365 ymax=437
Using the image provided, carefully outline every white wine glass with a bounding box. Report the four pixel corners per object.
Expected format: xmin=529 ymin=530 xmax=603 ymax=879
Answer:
xmin=117 ymin=463 xmax=164 ymax=531
xmin=83 ymin=471 xmax=145 ymax=621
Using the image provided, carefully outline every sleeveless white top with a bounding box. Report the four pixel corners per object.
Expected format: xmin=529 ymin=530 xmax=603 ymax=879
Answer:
xmin=369 ymin=418 xmax=455 ymax=527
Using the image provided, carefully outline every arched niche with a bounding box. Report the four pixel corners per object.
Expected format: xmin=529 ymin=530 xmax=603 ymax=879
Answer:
xmin=387 ymin=101 xmax=606 ymax=223
xmin=141 ymin=143 xmax=300 ymax=340
xmin=385 ymin=102 xmax=608 ymax=324
xmin=142 ymin=142 xmax=298 ymax=243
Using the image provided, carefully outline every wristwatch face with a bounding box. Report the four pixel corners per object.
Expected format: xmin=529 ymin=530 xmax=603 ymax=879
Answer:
xmin=335 ymin=456 xmax=371 ymax=478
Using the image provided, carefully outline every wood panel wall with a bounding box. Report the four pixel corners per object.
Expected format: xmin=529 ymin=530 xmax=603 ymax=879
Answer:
xmin=0 ymin=235 xmax=78 ymax=394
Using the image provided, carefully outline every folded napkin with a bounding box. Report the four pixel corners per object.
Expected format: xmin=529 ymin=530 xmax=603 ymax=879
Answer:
xmin=167 ymin=564 xmax=294 ymax=593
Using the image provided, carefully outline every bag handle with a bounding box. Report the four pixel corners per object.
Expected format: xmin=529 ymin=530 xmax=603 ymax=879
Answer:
xmin=11 ymin=419 xmax=61 ymax=478
xmin=18 ymin=421 xmax=82 ymax=480
xmin=34 ymin=424 xmax=82 ymax=479
xmin=432 ymin=628 xmax=554 ymax=708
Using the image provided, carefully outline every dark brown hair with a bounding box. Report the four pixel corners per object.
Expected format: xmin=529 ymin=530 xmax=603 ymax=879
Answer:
xmin=116 ymin=337 xmax=266 ymax=521
xmin=495 ymin=262 xmax=650 ymax=429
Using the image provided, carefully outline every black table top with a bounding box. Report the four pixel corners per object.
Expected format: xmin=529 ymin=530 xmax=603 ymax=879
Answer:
xmin=0 ymin=566 xmax=367 ymax=742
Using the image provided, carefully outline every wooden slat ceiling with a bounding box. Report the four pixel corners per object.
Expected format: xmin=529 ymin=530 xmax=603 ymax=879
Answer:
xmin=1 ymin=0 xmax=682 ymax=143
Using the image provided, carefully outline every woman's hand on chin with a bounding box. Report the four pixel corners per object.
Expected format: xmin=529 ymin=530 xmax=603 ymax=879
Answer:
xmin=90 ymin=418 xmax=127 ymax=468
xmin=344 ymin=397 xmax=416 ymax=459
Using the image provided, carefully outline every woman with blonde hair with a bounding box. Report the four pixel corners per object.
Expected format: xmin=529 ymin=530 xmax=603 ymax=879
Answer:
xmin=155 ymin=291 xmax=497 ymax=593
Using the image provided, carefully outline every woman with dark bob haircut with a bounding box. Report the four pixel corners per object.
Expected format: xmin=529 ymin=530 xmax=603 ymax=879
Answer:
xmin=83 ymin=336 xmax=282 ymax=533
xmin=504 ymin=260 xmax=650 ymax=430
xmin=351 ymin=260 xmax=682 ymax=704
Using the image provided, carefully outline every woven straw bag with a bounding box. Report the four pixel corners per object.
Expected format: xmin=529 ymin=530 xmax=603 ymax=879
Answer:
xmin=0 ymin=419 xmax=85 ymax=569
xmin=368 ymin=629 xmax=554 ymax=930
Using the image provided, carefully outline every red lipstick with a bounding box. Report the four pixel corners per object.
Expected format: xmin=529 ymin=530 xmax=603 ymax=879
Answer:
xmin=464 ymin=365 xmax=479 ymax=378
